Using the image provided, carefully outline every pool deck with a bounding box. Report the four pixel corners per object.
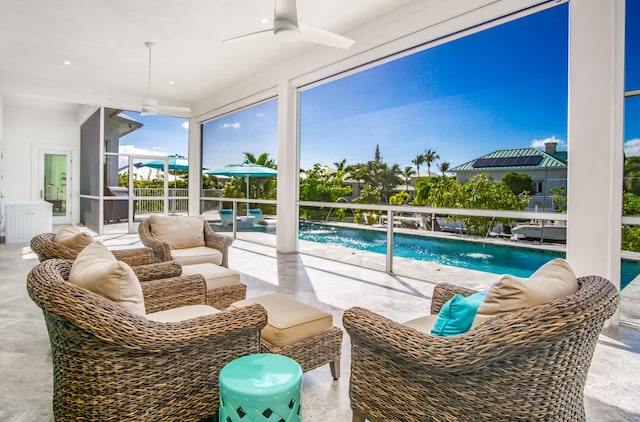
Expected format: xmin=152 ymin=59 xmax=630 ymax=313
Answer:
xmin=4 ymin=226 xmax=640 ymax=421
xmin=232 ymin=222 xmax=640 ymax=327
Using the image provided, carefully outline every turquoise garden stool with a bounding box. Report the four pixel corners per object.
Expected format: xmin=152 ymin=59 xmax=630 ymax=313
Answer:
xmin=219 ymin=353 xmax=303 ymax=422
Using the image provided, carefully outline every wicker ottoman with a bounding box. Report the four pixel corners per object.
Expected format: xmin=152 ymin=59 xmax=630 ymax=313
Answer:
xmin=219 ymin=353 xmax=302 ymax=422
xmin=231 ymin=294 xmax=343 ymax=380
xmin=181 ymin=263 xmax=246 ymax=308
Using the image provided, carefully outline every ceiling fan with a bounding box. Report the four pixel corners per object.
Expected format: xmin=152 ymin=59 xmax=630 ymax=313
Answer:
xmin=139 ymin=42 xmax=191 ymax=116
xmin=223 ymin=0 xmax=355 ymax=50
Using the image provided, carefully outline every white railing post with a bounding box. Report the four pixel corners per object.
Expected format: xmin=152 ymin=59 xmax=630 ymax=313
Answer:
xmin=386 ymin=209 xmax=394 ymax=273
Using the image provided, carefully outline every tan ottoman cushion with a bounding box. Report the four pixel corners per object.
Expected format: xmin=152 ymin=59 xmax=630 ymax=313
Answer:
xmin=231 ymin=294 xmax=333 ymax=347
xmin=147 ymin=304 xmax=220 ymax=323
xmin=170 ymin=246 xmax=223 ymax=266
xmin=182 ymin=263 xmax=241 ymax=290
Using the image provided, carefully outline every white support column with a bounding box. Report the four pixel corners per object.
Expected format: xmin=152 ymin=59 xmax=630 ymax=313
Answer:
xmin=276 ymin=80 xmax=299 ymax=253
xmin=188 ymin=117 xmax=201 ymax=216
xmin=566 ymin=0 xmax=625 ymax=304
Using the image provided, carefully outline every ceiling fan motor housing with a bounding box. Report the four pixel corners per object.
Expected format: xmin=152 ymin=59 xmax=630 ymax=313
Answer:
xmin=274 ymin=18 xmax=301 ymax=41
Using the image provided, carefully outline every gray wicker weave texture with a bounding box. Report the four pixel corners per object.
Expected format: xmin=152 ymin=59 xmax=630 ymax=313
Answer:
xmin=27 ymin=259 xmax=268 ymax=421
xmin=343 ymin=275 xmax=619 ymax=422
xmin=138 ymin=218 xmax=234 ymax=267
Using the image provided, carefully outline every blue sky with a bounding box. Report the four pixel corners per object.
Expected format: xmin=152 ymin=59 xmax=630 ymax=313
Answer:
xmin=121 ymin=2 xmax=640 ymax=171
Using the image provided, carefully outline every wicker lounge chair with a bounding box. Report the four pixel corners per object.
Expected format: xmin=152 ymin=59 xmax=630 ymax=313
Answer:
xmin=30 ymin=232 xmax=182 ymax=282
xmin=27 ymin=258 xmax=267 ymax=421
xmin=343 ymin=275 xmax=619 ymax=422
xmin=138 ymin=216 xmax=234 ymax=267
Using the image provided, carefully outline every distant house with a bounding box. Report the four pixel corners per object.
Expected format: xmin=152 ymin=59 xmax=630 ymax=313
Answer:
xmin=449 ymin=141 xmax=567 ymax=211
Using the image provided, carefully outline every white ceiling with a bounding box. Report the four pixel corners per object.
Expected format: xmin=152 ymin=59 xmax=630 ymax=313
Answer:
xmin=0 ymin=0 xmax=415 ymax=113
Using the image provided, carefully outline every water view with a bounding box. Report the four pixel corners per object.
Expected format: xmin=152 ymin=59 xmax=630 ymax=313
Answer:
xmin=297 ymin=222 xmax=639 ymax=289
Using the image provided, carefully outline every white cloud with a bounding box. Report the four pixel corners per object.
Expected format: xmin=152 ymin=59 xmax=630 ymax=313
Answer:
xmin=530 ymin=136 xmax=566 ymax=150
xmin=220 ymin=122 xmax=241 ymax=129
xmin=182 ymin=121 xmax=189 ymax=129
xmin=119 ymin=145 xmax=168 ymax=157
xmin=625 ymin=139 xmax=640 ymax=157
xmin=117 ymin=145 xmax=168 ymax=168
xmin=256 ymin=112 xmax=264 ymax=118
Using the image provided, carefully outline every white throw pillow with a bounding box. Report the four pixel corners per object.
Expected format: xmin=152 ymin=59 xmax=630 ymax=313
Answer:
xmin=149 ymin=215 xmax=205 ymax=249
xmin=69 ymin=241 xmax=146 ymax=315
xmin=473 ymin=258 xmax=578 ymax=325
xmin=53 ymin=224 xmax=93 ymax=252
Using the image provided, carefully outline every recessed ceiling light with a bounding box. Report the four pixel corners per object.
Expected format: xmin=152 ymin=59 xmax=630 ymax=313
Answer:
xmin=261 ymin=18 xmax=269 ymax=24
xmin=63 ymin=60 xmax=71 ymax=65
xmin=168 ymin=81 xmax=175 ymax=85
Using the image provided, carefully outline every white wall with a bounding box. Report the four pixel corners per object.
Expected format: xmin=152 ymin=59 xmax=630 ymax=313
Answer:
xmin=2 ymin=105 xmax=81 ymax=229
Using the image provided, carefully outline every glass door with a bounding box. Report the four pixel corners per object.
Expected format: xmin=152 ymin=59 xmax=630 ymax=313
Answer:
xmin=39 ymin=149 xmax=71 ymax=224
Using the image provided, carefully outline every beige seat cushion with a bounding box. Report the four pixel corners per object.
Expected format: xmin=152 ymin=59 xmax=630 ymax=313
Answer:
xmin=53 ymin=223 xmax=93 ymax=252
xmin=182 ymin=263 xmax=241 ymax=289
xmin=170 ymin=246 xmax=223 ymax=266
xmin=69 ymin=241 xmax=146 ymax=316
xmin=146 ymin=304 xmax=220 ymax=322
xmin=473 ymin=258 xmax=578 ymax=326
xmin=231 ymin=294 xmax=333 ymax=347
xmin=149 ymin=215 xmax=205 ymax=249
xmin=402 ymin=314 xmax=438 ymax=334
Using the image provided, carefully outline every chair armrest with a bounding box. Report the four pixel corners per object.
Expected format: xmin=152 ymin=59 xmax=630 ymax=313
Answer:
xmin=430 ymin=282 xmax=479 ymax=314
xmin=141 ymin=274 xmax=207 ymax=313
xmin=111 ymin=247 xmax=155 ymax=266
xmin=343 ymin=306 xmax=531 ymax=375
xmin=138 ymin=219 xmax=172 ymax=262
xmin=98 ymin=303 xmax=268 ymax=352
xmin=30 ymin=233 xmax=78 ymax=261
xmin=204 ymin=223 xmax=234 ymax=268
xmin=133 ymin=260 xmax=182 ymax=282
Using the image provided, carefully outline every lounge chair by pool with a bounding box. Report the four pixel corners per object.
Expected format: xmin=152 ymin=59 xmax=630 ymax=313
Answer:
xmin=248 ymin=208 xmax=276 ymax=226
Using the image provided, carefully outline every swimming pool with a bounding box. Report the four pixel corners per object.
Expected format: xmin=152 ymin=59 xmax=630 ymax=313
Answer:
xmin=298 ymin=222 xmax=640 ymax=289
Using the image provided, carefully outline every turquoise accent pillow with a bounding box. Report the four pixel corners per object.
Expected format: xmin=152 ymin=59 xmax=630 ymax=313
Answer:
xmin=431 ymin=290 xmax=487 ymax=337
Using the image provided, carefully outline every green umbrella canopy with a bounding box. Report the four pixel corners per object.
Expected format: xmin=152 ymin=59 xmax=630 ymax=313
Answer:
xmin=137 ymin=154 xmax=208 ymax=173
xmin=206 ymin=163 xmax=277 ymax=201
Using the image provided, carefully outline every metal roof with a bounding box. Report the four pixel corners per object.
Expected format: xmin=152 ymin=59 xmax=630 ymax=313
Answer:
xmin=450 ymin=148 xmax=567 ymax=172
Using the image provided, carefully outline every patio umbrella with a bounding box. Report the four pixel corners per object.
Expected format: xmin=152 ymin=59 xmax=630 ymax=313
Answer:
xmin=205 ymin=163 xmax=277 ymax=207
xmin=137 ymin=154 xmax=208 ymax=173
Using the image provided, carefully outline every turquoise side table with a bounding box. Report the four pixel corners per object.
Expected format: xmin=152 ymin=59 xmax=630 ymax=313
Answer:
xmin=219 ymin=353 xmax=303 ymax=422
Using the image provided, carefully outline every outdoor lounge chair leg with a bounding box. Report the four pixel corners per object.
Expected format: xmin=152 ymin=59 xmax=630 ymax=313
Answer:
xmin=330 ymin=359 xmax=340 ymax=380
xmin=352 ymin=413 xmax=366 ymax=422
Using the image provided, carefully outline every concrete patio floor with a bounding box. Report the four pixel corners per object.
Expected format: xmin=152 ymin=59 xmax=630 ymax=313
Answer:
xmin=1 ymin=229 xmax=640 ymax=421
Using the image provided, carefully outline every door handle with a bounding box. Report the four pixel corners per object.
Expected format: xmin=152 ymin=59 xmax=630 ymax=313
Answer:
xmin=40 ymin=189 xmax=43 ymax=199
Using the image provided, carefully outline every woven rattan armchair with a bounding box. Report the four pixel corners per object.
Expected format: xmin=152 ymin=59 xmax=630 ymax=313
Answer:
xmin=30 ymin=232 xmax=182 ymax=281
xmin=138 ymin=217 xmax=234 ymax=267
xmin=27 ymin=258 xmax=268 ymax=421
xmin=343 ymin=275 xmax=619 ymax=422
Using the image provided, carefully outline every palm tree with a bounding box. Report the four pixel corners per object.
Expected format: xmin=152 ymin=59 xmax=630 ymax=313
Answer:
xmin=437 ymin=161 xmax=450 ymax=176
xmin=346 ymin=164 xmax=368 ymax=195
xmin=243 ymin=152 xmax=276 ymax=168
xmin=242 ymin=152 xmax=277 ymax=200
xmin=424 ymin=149 xmax=440 ymax=177
xmin=333 ymin=159 xmax=347 ymax=172
xmin=402 ymin=165 xmax=416 ymax=191
xmin=412 ymin=154 xmax=425 ymax=178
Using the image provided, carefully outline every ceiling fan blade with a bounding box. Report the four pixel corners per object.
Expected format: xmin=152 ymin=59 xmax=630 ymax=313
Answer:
xmin=157 ymin=105 xmax=192 ymax=115
xmin=299 ymin=21 xmax=355 ymax=50
xmin=222 ymin=28 xmax=273 ymax=43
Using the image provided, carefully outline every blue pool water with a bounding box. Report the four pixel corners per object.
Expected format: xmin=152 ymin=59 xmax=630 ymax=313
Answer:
xmin=297 ymin=222 xmax=640 ymax=289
